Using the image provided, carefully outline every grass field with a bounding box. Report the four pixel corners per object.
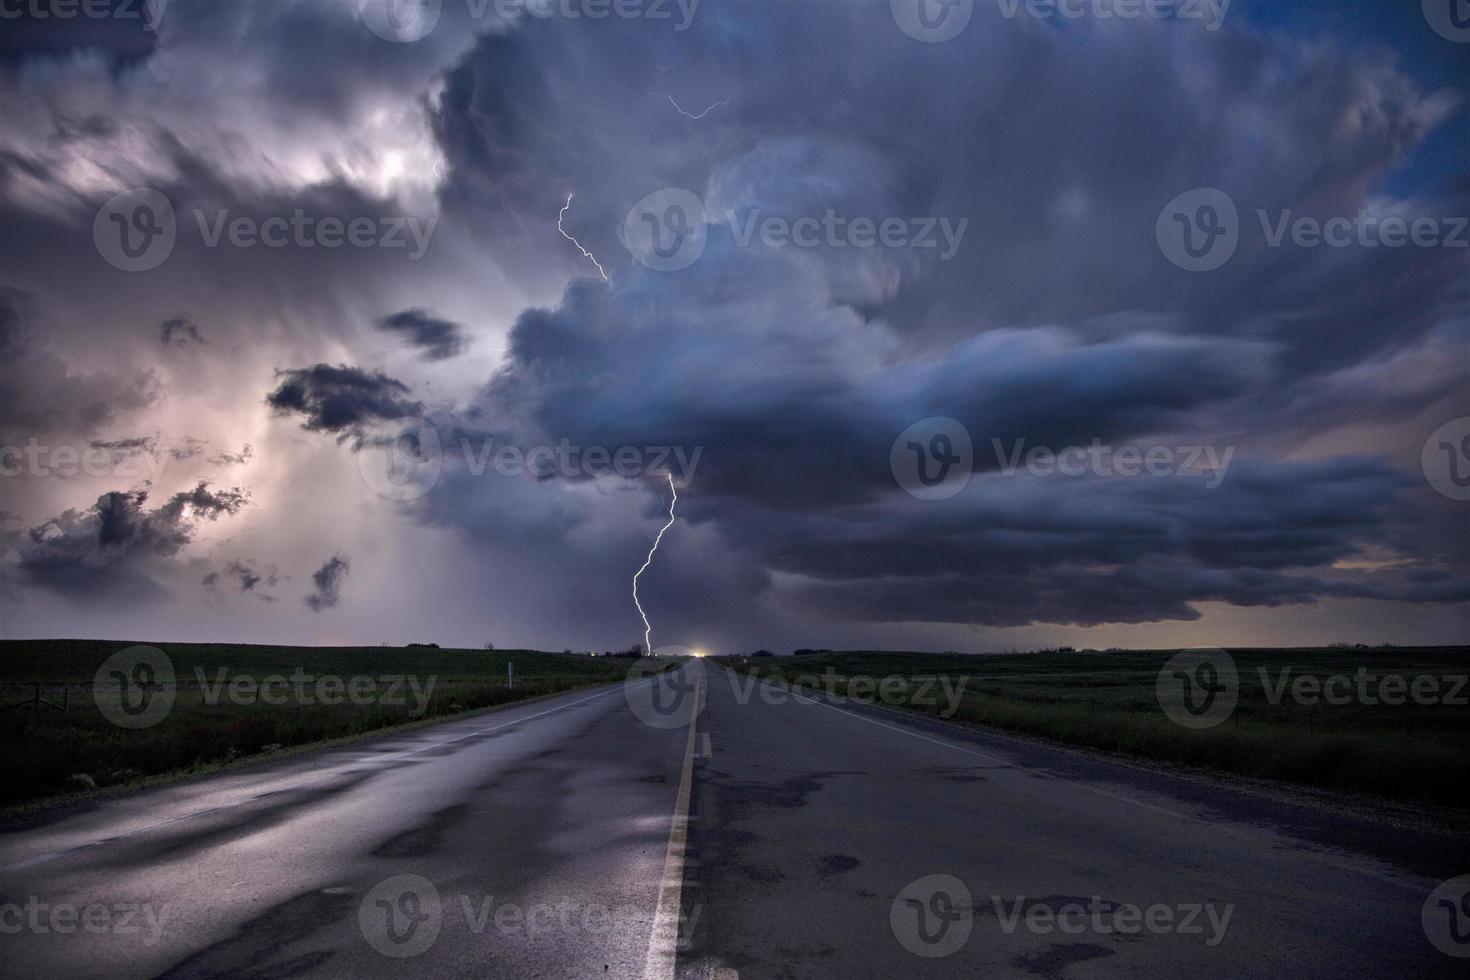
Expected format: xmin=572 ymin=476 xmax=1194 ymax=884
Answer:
xmin=719 ymin=647 xmax=1470 ymax=810
xmin=0 ymin=639 xmax=663 ymax=808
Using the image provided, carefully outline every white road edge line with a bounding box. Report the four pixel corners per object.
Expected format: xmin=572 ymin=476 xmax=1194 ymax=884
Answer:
xmin=643 ymin=668 xmax=702 ymax=980
xmin=3 ymin=686 xmax=621 ymax=872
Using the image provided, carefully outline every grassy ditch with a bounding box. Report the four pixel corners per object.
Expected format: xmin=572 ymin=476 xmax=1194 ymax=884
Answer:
xmin=719 ymin=647 xmax=1470 ymax=810
xmin=0 ymin=639 xmax=669 ymax=807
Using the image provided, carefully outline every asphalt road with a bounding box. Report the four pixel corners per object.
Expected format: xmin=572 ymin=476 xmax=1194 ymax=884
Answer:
xmin=2 ymin=660 xmax=1467 ymax=978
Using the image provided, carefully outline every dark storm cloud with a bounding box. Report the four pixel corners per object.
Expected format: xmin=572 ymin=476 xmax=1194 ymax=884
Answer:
xmin=469 ymin=260 xmax=1266 ymax=510
xmin=204 ymin=558 xmax=280 ymax=601
xmin=399 ymin=7 xmax=1469 ymax=633
xmin=305 ymin=555 xmax=349 ymax=612
xmin=169 ymin=437 xmax=206 ymax=462
xmin=17 ymin=481 xmax=248 ymax=600
xmin=160 ymin=317 xmax=205 ymax=348
xmin=0 ymin=2 xmax=1465 ymax=645
xmin=431 ymin=6 xmax=1462 ymax=376
xmin=0 ymin=287 xmax=161 ymax=445
xmin=90 ymin=436 xmax=158 ymax=461
xmin=763 ymin=458 xmax=1446 ymax=628
xmin=0 ymin=0 xmax=158 ymax=66
xmin=377 ymin=308 xmax=466 ymax=361
xmin=209 ymin=444 xmax=253 ymax=466
xmin=266 ymin=365 xmax=423 ymax=442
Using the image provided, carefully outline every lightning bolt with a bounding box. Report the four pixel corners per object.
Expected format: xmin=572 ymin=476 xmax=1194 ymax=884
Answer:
xmin=633 ymin=472 xmax=678 ymax=656
xmin=557 ymin=193 xmax=608 ymax=281
xmin=666 ymin=94 xmax=728 ymax=120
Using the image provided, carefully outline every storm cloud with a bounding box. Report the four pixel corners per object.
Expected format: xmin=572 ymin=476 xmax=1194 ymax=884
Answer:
xmin=0 ymin=2 xmax=1464 ymax=649
xmin=18 ymin=482 xmax=249 ymax=601
xmin=266 ymin=365 xmax=424 ymax=441
xmin=305 ymin=555 xmax=349 ymax=612
xmin=377 ymin=308 xmax=467 ymax=361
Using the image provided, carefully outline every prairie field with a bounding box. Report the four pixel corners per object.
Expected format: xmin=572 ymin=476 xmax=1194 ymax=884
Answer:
xmin=722 ymin=647 xmax=1470 ymax=810
xmin=0 ymin=639 xmax=661 ymax=808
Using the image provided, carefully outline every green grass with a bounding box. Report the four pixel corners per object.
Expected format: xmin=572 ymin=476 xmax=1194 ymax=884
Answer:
xmin=0 ymin=639 xmax=665 ymax=808
xmin=719 ymin=647 xmax=1470 ymax=810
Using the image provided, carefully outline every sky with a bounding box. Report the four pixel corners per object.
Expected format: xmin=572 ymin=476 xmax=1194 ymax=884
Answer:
xmin=0 ymin=0 xmax=1466 ymax=653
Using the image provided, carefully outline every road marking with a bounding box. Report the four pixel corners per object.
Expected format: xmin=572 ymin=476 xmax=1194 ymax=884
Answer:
xmin=701 ymin=732 xmax=712 ymax=759
xmin=643 ymin=668 xmax=702 ymax=980
xmin=2 ymin=686 xmax=621 ymax=872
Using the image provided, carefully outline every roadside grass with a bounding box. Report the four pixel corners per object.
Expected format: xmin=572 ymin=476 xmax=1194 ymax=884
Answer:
xmin=718 ymin=648 xmax=1470 ymax=810
xmin=0 ymin=639 xmax=667 ymax=808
